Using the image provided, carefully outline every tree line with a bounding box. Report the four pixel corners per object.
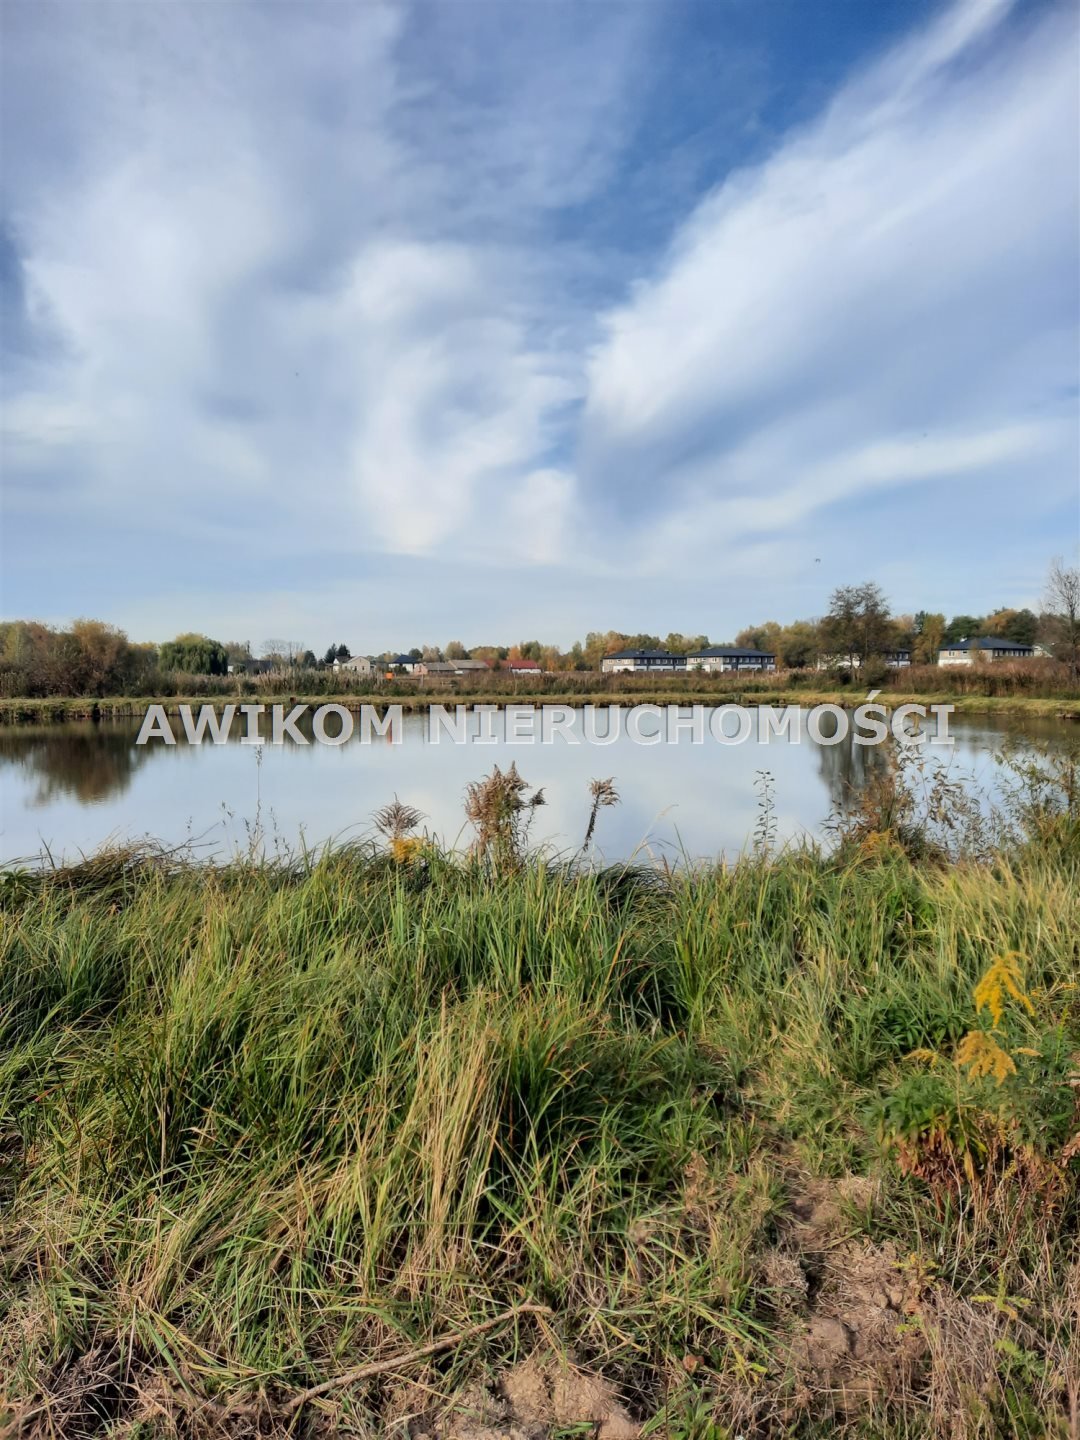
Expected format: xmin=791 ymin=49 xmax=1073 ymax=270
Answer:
xmin=736 ymin=562 xmax=1077 ymax=675
xmin=2 ymin=559 xmax=1076 ymax=698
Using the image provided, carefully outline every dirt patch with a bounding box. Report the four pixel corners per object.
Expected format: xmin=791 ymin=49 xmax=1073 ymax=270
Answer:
xmin=785 ymin=1173 xmax=877 ymax=1249
xmin=745 ymin=1174 xmax=929 ymax=1422
xmin=399 ymin=1353 xmax=638 ymax=1439
xmin=791 ymin=1237 xmax=927 ymax=1408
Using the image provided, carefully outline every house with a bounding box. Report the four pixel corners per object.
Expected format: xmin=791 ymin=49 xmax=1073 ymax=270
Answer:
xmin=886 ymin=649 xmax=912 ymax=668
xmin=415 ymin=660 xmax=458 ymax=676
xmin=332 ymin=654 xmax=374 ymax=677
xmin=503 ymin=657 xmax=542 ymax=675
xmin=388 ymin=654 xmax=420 ymax=673
xmin=687 ymin=646 xmax=776 ymax=674
xmin=938 ymin=637 xmax=1035 ymax=666
xmin=451 ymin=658 xmax=492 ymax=674
xmin=600 ymin=649 xmax=687 ymax=674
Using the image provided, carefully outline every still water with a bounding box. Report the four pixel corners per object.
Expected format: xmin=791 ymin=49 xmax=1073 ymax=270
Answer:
xmin=0 ymin=707 xmax=1070 ymax=865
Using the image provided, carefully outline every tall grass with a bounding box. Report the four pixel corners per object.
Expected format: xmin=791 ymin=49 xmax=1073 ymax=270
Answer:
xmin=1 ymin=785 xmax=1078 ymax=1436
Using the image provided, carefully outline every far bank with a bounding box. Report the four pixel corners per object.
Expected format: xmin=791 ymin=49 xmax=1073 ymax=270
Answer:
xmin=2 ymin=687 xmax=1078 ymax=725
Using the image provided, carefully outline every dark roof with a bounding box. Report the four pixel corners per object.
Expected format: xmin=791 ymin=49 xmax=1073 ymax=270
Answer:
xmin=605 ymin=648 xmax=684 ymax=660
xmin=943 ymin=637 xmax=1033 ymax=652
xmin=689 ymin=646 xmax=775 ymax=659
xmin=390 ymin=654 xmax=414 ymax=665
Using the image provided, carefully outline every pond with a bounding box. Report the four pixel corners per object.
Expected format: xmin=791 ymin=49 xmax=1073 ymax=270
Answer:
xmin=0 ymin=706 xmax=1072 ymax=865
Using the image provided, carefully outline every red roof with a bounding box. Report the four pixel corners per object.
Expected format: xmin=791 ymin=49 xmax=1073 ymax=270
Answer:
xmin=506 ymin=658 xmax=540 ymax=670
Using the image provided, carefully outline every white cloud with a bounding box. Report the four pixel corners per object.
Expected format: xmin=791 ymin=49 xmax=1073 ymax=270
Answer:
xmin=2 ymin=0 xmax=1076 ymax=642
xmin=1 ymin=1 xmax=605 ymax=570
xmin=580 ymin=0 xmax=1079 ymax=578
xmin=324 ymin=241 xmax=580 ymax=554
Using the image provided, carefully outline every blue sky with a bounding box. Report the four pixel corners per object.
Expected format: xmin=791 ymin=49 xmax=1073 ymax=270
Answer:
xmin=2 ymin=0 xmax=1077 ymax=652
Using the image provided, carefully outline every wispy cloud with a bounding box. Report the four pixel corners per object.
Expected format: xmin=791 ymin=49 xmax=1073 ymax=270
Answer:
xmin=580 ymin=0 xmax=1078 ymax=570
xmin=1 ymin=0 xmax=1076 ymax=644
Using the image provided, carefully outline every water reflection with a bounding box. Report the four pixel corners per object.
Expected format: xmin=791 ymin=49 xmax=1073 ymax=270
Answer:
xmin=815 ymin=726 xmax=889 ymax=813
xmin=0 ymin=726 xmax=157 ymax=806
xmin=0 ymin=708 xmax=1070 ymax=864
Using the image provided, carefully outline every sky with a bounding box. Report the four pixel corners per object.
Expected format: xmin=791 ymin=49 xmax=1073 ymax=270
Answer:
xmin=1 ymin=0 xmax=1078 ymax=654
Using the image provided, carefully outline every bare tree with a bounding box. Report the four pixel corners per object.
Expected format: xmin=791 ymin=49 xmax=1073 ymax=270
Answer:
xmin=261 ymin=639 xmax=305 ymax=664
xmin=1043 ymin=556 xmax=1080 ymax=678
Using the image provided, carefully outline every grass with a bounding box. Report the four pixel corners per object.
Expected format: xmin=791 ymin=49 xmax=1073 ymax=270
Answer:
xmin=2 ymin=765 xmax=1079 ymax=1437
xmin=1 ymin=687 xmax=1078 ymax=725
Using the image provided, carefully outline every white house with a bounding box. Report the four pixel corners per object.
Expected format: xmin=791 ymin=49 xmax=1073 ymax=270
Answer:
xmin=687 ymin=646 xmax=776 ymax=673
xmin=601 ymin=649 xmax=687 ymax=674
xmin=333 ymin=654 xmax=374 ymax=676
xmin=938 ymin=638 xmax=1035 ymax=666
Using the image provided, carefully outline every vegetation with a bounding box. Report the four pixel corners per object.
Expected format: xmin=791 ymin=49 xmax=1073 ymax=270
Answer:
xmin=157 ymin=633 xmax=229 ymax=677
xmin=1043 ymin=556 xmax=1080 ymax=679
xmin=2 ymin=751 xmax=1078 ymax=1438
xmin=4 ymin=561 xmax=1078 ymax=703
xmin=2 ymin=658 xmax=1077 ymax=729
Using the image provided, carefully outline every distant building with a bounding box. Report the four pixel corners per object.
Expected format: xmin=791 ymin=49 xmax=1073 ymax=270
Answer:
xmin=687 ymin=646 xmax=776 ymax=674
xmin=452 ymin=658 xmax=492 ymax=673
xmin=938 ymin=637 xmax=1035 ymax=666
xmin=415 ymin=660 xmax=458 ymax=676
xmin=227 ymin=658 xmax=274 ymax=675
xmin=601 ymin=649 xmax=687 ymax=674
xmin=504 ymin=658 xmax=542 ymax=674
xmin=815 ymin=649 xmax=912 ymax=670
xmin=333 ymin=655 xmax=374 ymax=676
xmin=388 ymin=654 xmax=421 ymax=673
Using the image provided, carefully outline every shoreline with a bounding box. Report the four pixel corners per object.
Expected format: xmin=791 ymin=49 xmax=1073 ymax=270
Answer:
xmin=1 ymin=690 xmax=1078 ymax=724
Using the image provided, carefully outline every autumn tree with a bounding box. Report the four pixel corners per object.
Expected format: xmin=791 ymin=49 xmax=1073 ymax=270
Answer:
xmin=735 ymin=621 xmax=782 ymax=656
xmin=777 ymin=620 xmax=820 ymax=669
xmin=664 ymin=632 xmax=709 ymax=655
xmin=821 ymin=583 xmax=892 ymax=667
xmin=913 ymin=612 xmax=945 ymax=665
xmin=984 ymin=607 xmax=1038 ymax=645
xmin=69 ymin=619 xmax=132 ymax=695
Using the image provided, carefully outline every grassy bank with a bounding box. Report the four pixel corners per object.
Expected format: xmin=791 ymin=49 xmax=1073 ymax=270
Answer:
xmin=1 ymin=688 xmax=1078 ymax=724
xmin=2 ymin=767 xmax=1078 ymax=1438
